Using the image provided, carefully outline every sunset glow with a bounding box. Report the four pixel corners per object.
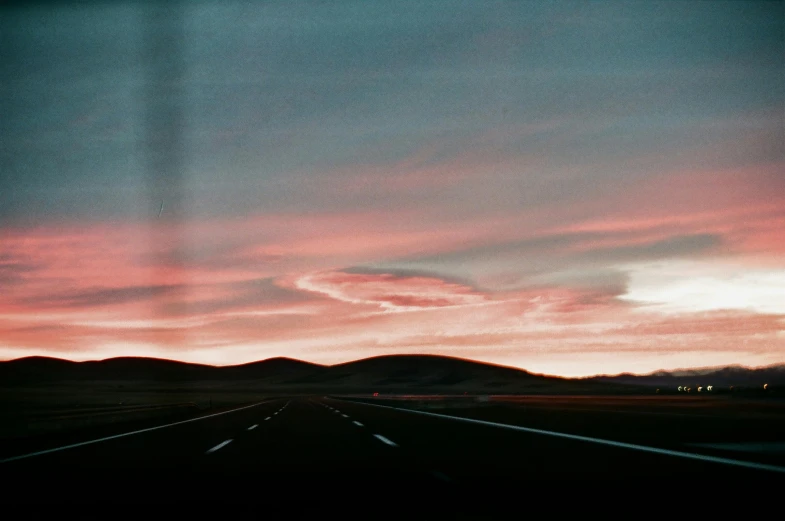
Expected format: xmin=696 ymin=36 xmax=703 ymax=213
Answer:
xmin=1 ymin=1 xmax=783 ymax=377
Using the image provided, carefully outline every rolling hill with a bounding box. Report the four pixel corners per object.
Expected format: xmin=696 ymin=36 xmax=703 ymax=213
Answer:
xmin=585 ymin=363 xmax=785 ymax=389
xmin=0 ymin=354 xmax=637 ymax=394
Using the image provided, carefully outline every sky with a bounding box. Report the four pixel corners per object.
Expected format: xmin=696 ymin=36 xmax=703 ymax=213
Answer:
xmin=1 ymin=1 xmax=783 ymax=377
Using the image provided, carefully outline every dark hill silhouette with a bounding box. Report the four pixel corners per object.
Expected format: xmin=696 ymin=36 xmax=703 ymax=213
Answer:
xmin=222 ymin=357 xmax=328 ymax=383
xmin=2 ymin=356 xmax=73 ymax=369
xmin=0 ymin=356 xmax=82 ymax=383
xmin=0 ymin=356 xmax=217 ymax=383
xmin=80 ymin=357 xmax=217 ymax=380
xmin=585 ymin=363 xmax=785 ymax=389
xmin=0 ymin=354 xmax=637 ymax=393
xmin=322 ymin=354 xmax=542 ymax=388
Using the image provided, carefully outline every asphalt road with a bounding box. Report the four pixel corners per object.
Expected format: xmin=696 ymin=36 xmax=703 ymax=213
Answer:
xmin=1 ymin=396 xmax=783 ymax=507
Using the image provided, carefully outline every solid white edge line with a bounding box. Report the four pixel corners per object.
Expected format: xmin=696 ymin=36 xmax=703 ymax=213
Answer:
xmin=205 ymin=439 xmax=233 ymax=454
xmin=373 ymin=434 xmax=398 ymax=447
xmin=337 ymin=399 xmax=785 ymax=475
xmin=0 ymin=400 xmax=270 ymax=464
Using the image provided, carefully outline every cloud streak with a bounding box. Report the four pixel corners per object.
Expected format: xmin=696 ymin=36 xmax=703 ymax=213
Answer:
xmin=294 ymin=270 xmax=489 ymax=312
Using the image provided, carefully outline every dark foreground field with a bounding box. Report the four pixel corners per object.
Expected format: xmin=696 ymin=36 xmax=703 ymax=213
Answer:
xmin=1 ymin=353 xmax=783 ymax=512
xmin=0 ymin=379 xmax=265 ymax=440
xmin=339 ymin=394 xmax=785 ymax=467
xmin=1 ymin=389 xmax=783 ymax=511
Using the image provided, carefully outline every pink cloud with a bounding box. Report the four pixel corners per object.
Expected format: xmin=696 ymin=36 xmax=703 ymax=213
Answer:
xmin=2 ymin=150 xmax=785 ymax=375
xmin=590 ymin=162 xmax=784 ymax=227
xmin=293 ymin=271 xmax=488 ymax=312
xmin=2 ymin=258 xmax=783 ymax=375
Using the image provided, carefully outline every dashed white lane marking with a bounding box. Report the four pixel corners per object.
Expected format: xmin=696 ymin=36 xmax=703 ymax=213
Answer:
xmin=340 ymin=400 xmax=785 ymax=475
xmin=0 ymin=400 xmax=271 ymax=464
xmin=341 ymin=414 xmax=349 ymax=418
xmin=265 ymin=417 xmax=271 ymax=421
xmin=248 ymin=424 xmax=258 ymax=431
xmin=352 ymin=421 xmax=364 ymax=427
xmin=205 ymin=439 xmax=233 ymax=454
xmin=373 ymin=434 xmax=398 ymax=447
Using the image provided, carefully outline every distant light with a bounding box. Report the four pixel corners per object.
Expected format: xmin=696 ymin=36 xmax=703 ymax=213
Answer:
xmin=764 ymin=384 xmax=768 ymax=390
xmin=707 ymin=385 xmax=713 ymax=391
xmin=678 ymin=386 xmax=683 ymax=391
xmin=698 ymin=386 xmax=703 ymax=392
xmin=656 ymin=389 xmax=660 ymax=393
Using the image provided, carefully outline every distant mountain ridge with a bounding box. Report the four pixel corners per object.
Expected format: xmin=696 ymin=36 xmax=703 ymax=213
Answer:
xmin=0 ymin=354 xmax=637 ymax=394
xmin=1 ymin=355 xmax=781 ymax=392
xmin=585 ymin=363 xmax=785 ymax=388
xmin=0 ymin=355 xmax=327 ymax=384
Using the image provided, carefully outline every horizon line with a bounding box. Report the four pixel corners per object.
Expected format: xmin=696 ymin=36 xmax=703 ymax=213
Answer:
xmin=1 ymin=353 xmax=783 ymax=380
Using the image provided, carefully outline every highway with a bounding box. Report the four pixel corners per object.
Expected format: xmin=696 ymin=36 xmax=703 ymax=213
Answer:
xmin=1 ymin=396 xmax=783 ymax=504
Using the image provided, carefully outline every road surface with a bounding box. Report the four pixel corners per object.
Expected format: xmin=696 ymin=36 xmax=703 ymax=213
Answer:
xmin=1 ymin=396 xmax=783 ymax=505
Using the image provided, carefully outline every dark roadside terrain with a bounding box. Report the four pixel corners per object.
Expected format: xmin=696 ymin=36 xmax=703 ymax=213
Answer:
xmin=0 ymin=355 xmax=783 ymax=512
xmin=0 ymin=353 xmax=643 ymax=441
xmin=2 ymin=395 xmax=783 ymax=478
